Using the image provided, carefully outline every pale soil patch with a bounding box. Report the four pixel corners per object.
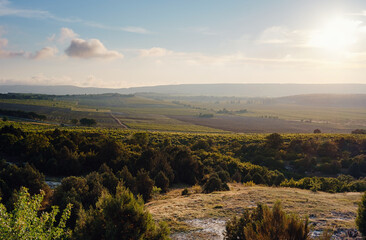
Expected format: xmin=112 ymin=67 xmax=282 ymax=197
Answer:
xmin=146 ymin=184 xmax=362 ymax=239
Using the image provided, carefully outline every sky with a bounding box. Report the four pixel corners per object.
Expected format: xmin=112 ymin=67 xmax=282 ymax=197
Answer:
xmin=1 ymin=0 xmax=366 ymax=88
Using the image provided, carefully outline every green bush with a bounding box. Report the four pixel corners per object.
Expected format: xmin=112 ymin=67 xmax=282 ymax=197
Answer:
xmin=181 ymin=188 xmax=189 ymax=196
xmin=356 ymin=192 xmax=366 ymax=236
xmin=155 ymin=171 xmax=169 ymax=193
xmin=225 ymin=201 xmax=309 ymax=240
xmin=136 ymin=169 xmax=154 ymax=202
xmin=79 ymin=118 xmax=97 ymax=127
xmin=0 ymin=187 xmax=72 ymax=240
xmin=203 ymin=174 xmax=229 ymax=193
xmin=74 ymin=184 xmax=170 ymax=240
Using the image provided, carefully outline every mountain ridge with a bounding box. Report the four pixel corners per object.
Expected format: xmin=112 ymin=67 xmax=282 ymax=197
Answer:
xmin=0 ymin=83 xmax=365 ymax=97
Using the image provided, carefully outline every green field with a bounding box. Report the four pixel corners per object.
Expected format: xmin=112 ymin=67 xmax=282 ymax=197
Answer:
xmin=0 ymin=93 xmax=365 ymax=133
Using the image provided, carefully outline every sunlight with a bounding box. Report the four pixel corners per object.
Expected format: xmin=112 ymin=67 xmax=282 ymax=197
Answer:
xmin=308 ymin=17 xmax=362 ymax=52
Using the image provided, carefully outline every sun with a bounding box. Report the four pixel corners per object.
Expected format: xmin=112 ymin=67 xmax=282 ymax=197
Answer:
xmin=308 ymin=17 xmax=361 ymax=52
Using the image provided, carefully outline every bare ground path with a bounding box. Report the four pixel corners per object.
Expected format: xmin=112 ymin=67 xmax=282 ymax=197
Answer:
xmin=110 ymin=113 xmax=129 ymax=128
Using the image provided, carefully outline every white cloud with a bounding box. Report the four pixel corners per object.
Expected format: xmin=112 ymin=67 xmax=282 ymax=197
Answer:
xmin=65 ymin=38 xmax=123 ymax=59
xmin=0 ymin=27 xmax=25 ymax=58
xmin=258 ymin=26 xmax=306 ymax=45
xmin=30 ymin=73 xmax=73 ymax=85
xmin=48 ymin=27 xmax=79 ymax=43
xmin=81 ymin=74 xmax=104 ymax=86
xmin=31 ymin=47 xmax=58 ymax=59
xmin=140 ymin=47 xmax=173 ymax=57
xmin=120 ymin=26 xmax=150 ymax=34
xmin=0 ymin=0 xmax=52 ymax=18
xmin=0 ymin=1 xmax=150 ymax=34
xmin=84 ymin=22 xmax=150 ymax=34
xmin=347 ymin=11 xmax=366 ymax=17
xmin=59 ymin=27 xmax=78 ymax=43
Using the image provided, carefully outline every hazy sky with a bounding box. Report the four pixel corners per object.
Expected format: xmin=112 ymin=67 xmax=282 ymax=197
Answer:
xmin=1 ymin=0 xmax=366 ymax=88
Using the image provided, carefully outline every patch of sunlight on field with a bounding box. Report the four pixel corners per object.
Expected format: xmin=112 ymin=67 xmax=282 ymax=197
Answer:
xmin=71 ymin=107 xmax=111 ymax=113
xmin=0 ymin=99 xmax=77 ymax=108
xmin=121 ymin=115 xmax=228 ymax=133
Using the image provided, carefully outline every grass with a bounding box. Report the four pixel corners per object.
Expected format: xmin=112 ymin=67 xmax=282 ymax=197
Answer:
xmin=0 ymin=99 xmax=77 ymax=109
xmin=146 ymin=183 xmax=362 ymax=235
xmin=119 ymin=115 xmax=227 ymax=133
xmin=1 ymin=94 xmax=365 ymax=132
xmin=178 ymin=99 xmax=366 ymax=129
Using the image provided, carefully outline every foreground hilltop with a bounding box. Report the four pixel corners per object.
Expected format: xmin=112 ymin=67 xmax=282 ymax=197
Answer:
xmin=147 ymin=184 xmax=362 ymax=239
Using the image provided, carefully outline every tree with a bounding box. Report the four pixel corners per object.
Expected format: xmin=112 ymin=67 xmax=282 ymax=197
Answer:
xmin=265 ymin=133 xmax=283 ymax=149
xmin=136 ymin=169 xmax=154 ymax=202
xmin=155 ymin=171 xmax=169 ymax=193
xmin=352 ymin=129 xmax=366 ymax=134
xmin=313 ymin=129 xmax=321 ymax=133
xmin=0 ymin=187 xmax=72 ymax=240
xmin=70 ymin=119 xmax=78 ymax=125
xmin=74 ymin=184 xmax=170 ymax=240
xmin=79 ymin=118 xmax=97 ymax=127
xmin=356 ymin=192 xmax=366 ymax=236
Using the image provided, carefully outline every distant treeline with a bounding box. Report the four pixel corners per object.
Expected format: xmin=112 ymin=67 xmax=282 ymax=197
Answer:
xmin=0 ymin=93 xmax=56 ymax=100
xmin=0 ymin=109 xmax=46 ymax=120
xmin=0 ymin=92 xmax=135 ymax=101
xmin=352 ymin=129 xmax=366 ymax=134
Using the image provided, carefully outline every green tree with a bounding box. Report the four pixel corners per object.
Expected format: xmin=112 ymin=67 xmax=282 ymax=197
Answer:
xmin=265 ymin=133 xmax=283 ymax=149
xmin=136 ymin=169 xmax=154 ymax=202
xmin=356 ymin=192 xmax=366 ymax=236
xmin=155 ymin=171 xmax=169 ymax=193
xmin=0 ymin=187 xmax=72 ymax=240
xmin=79 ymin=118 xmax=97 ymax=127
xmin=313 ymin=129 xmax=321 ymax=133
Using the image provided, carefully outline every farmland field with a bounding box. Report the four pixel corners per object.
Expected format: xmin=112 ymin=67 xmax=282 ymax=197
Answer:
xmin=0 ymin=93 xmax=365 ymax=133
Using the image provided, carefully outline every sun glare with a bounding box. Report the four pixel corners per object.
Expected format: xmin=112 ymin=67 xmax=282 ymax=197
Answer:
xmin=308 ymin=17 xmax=361 ymax=52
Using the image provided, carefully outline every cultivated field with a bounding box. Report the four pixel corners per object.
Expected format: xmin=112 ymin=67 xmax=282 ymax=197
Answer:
xmin=0 ymin=93 xmax=365 ymax=133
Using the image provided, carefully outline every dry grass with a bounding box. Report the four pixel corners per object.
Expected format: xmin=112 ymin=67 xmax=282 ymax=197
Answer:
xmin=146 ymin=183 xmax=362 ymax=233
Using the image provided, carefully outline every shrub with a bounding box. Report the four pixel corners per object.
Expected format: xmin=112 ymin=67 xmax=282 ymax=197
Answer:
xmin=181 ymin=188 xmax=189 ymax=196
xmin=155 ymin=171 xmax=169 ymax=193
xmin=79 ymin=118 xmax=97 ymax=127
xmin=232 ymin=170 xmax=242 ymax=183
xmin=74 ymin=184 xmax=170 ymax=240
xmin=225 ymin=201 xmax=309 ymax=240
xmin=313 ymin=129 xmax=321 ymax=133
xmin=352 ymin=129 xmax=366 ymax=134
xmin=203 ymin=174 xmax=229 ymax=193
xmin=356 ymin=192 xmax=366 ymax=236
xmin=265 ymin=133 xmax=283 ymax=149
xmin=136 ymin=169 xmax=154 ymax=202
xmin=0 ymin=187 xmax=72 ymax=240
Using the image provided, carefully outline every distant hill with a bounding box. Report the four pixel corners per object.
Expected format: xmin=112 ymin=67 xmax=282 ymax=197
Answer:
xmin=274 ymin=94 xmax=366 ymax=108
xmin=0 ymin=83 xmax=365 ymax=97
